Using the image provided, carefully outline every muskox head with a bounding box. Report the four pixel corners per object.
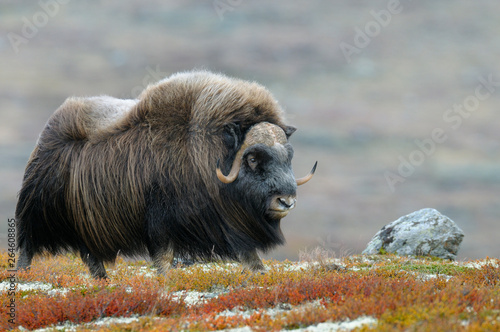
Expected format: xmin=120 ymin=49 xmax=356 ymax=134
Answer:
xmin=216 ymin=122 xmax=317 ymax=221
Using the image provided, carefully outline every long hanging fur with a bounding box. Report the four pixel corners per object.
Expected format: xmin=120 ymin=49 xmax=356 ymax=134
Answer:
xmin=16 ymin=71 xmax=290 ymax=268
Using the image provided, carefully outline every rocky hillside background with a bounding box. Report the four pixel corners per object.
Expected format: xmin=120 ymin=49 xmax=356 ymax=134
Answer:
xmin=1 ymin=1 xmax=499 ymax=260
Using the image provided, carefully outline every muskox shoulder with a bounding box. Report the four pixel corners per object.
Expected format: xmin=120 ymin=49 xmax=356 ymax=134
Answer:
xmin=81 ymin=96 xmax=138 ymax=135
xmin=48 ymin=96 xmax=138 ymax=142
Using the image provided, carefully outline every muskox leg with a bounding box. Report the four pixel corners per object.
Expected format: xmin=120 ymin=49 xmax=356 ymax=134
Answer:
xmin=79 ymin=245 xmax=107 ymax=279
xmin=150 ymin=248 xmax=175 ymax=275
xmin=239 ymin=250 xmax=265 ymax=272
xmin=17 ymin=243 xmax=34 ymax=271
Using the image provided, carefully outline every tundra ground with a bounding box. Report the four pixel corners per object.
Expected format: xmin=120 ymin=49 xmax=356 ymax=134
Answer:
xmin=1 ymin=251 xmax=498 ymax=331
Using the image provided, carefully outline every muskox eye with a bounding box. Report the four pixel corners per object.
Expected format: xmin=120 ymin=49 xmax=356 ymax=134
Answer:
xmin=247 ymin=154 xmax=258 ymax=170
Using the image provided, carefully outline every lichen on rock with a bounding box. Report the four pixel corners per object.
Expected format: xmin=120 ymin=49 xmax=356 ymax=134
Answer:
xmin=363 ymin=208 xmax=465 ymax=260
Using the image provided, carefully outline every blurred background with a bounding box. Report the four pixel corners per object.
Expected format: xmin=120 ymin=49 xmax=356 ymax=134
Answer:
xmin=1 ymin=1 xmax=499 ymax=261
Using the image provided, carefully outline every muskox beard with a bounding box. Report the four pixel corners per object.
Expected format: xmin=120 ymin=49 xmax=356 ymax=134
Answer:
xmin=217 ymin=198 xmax=286 ymax=255
xmin=213 ymin=185 xmax=287 ymax=256
xmin=150 ymin=187 xmax=285 ymax=264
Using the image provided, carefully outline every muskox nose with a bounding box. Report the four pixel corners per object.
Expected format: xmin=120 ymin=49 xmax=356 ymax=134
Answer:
xmin=268 ymin=194 xmax=297 ymax=219
xmin=277 ymin=195 xmax=297 ymax=210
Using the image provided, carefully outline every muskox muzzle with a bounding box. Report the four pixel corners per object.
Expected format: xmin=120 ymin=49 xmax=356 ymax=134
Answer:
xmin=268 ymin=194 xmax=298 ymax=220
xmin=216 ymin=121 xmax=317 ymax=193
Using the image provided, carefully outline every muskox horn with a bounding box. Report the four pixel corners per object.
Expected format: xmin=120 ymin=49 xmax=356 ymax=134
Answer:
xmin=216 ymin=122 xmax=287 ymax=184
xmin=296 ymin=161 xmax=318 ymax=186
xmin=216 ymin=153 xmax=244 ymax=184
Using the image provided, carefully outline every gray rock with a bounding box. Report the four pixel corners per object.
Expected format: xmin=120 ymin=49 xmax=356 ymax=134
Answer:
xmin=362 ymin=208 xmax=465 ymax=260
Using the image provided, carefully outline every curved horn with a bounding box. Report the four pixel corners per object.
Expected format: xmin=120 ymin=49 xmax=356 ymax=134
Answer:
xmin=296 ymin=161 xmax=317 ymax=186
xmin=216 ymin=122 xmax=287 ymax=184
xmin=216 ymin=149 xmax=245 ymax=184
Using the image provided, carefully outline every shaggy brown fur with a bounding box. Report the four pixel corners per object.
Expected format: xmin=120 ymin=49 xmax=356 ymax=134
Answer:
xmin=16 ymin=70 xmax=302 ymax=278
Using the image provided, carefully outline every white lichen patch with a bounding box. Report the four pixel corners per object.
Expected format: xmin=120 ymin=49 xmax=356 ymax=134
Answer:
xmin=286 ymin=316 xmax=377 ymax=332
xmin=414 ymin=272 xmax=453 ymax=282
xmin=0 ymin=281 xmax=53 ymax=293
xmin=171 ymin=290 xmax=219 ymax=306
xmin=216 ymin=302 xmax=376 ymax=332
xmin=458 ymin=258 xmax=499 ymax=269
xmin=30 ymin=315 xmax=143 ymax=332
xmin=92 ymin=316 xmax=141 ymax=326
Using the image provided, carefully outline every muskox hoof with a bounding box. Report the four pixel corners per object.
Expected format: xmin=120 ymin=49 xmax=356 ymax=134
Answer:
xmin=94 ymin=274 xmax=109 ymax=281
xmin=239 ymin=250 xmax=267 ymax=273
xmin=79 ymin=246 xmax=108 ymax=280
xmin=90 ymin=268 xmax=108 ymax=280
xmin=16 ymin=265 xmax=31 ymax=273
xmin=17 ymin=248 xmax=34 ymax=271
xmin=242 ymin=267 xmax=268 ymax=276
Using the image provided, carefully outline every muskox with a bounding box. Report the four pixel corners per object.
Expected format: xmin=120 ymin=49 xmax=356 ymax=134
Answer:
xmin=15 ymin=70 xmax=316 ymax=278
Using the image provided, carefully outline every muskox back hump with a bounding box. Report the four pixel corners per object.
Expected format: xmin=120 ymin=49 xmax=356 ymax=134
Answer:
xmin=82 ymin=96 xmax=138 ymax=136
xmin=47 ymin=96 xmax=137 ymax=142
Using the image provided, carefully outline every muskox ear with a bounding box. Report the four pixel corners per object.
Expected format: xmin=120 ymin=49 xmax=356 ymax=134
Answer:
xmin=223 ymin=122 xmax=242 ymax=151
xmin=284 ymin=125 xmax=297 ymax=138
